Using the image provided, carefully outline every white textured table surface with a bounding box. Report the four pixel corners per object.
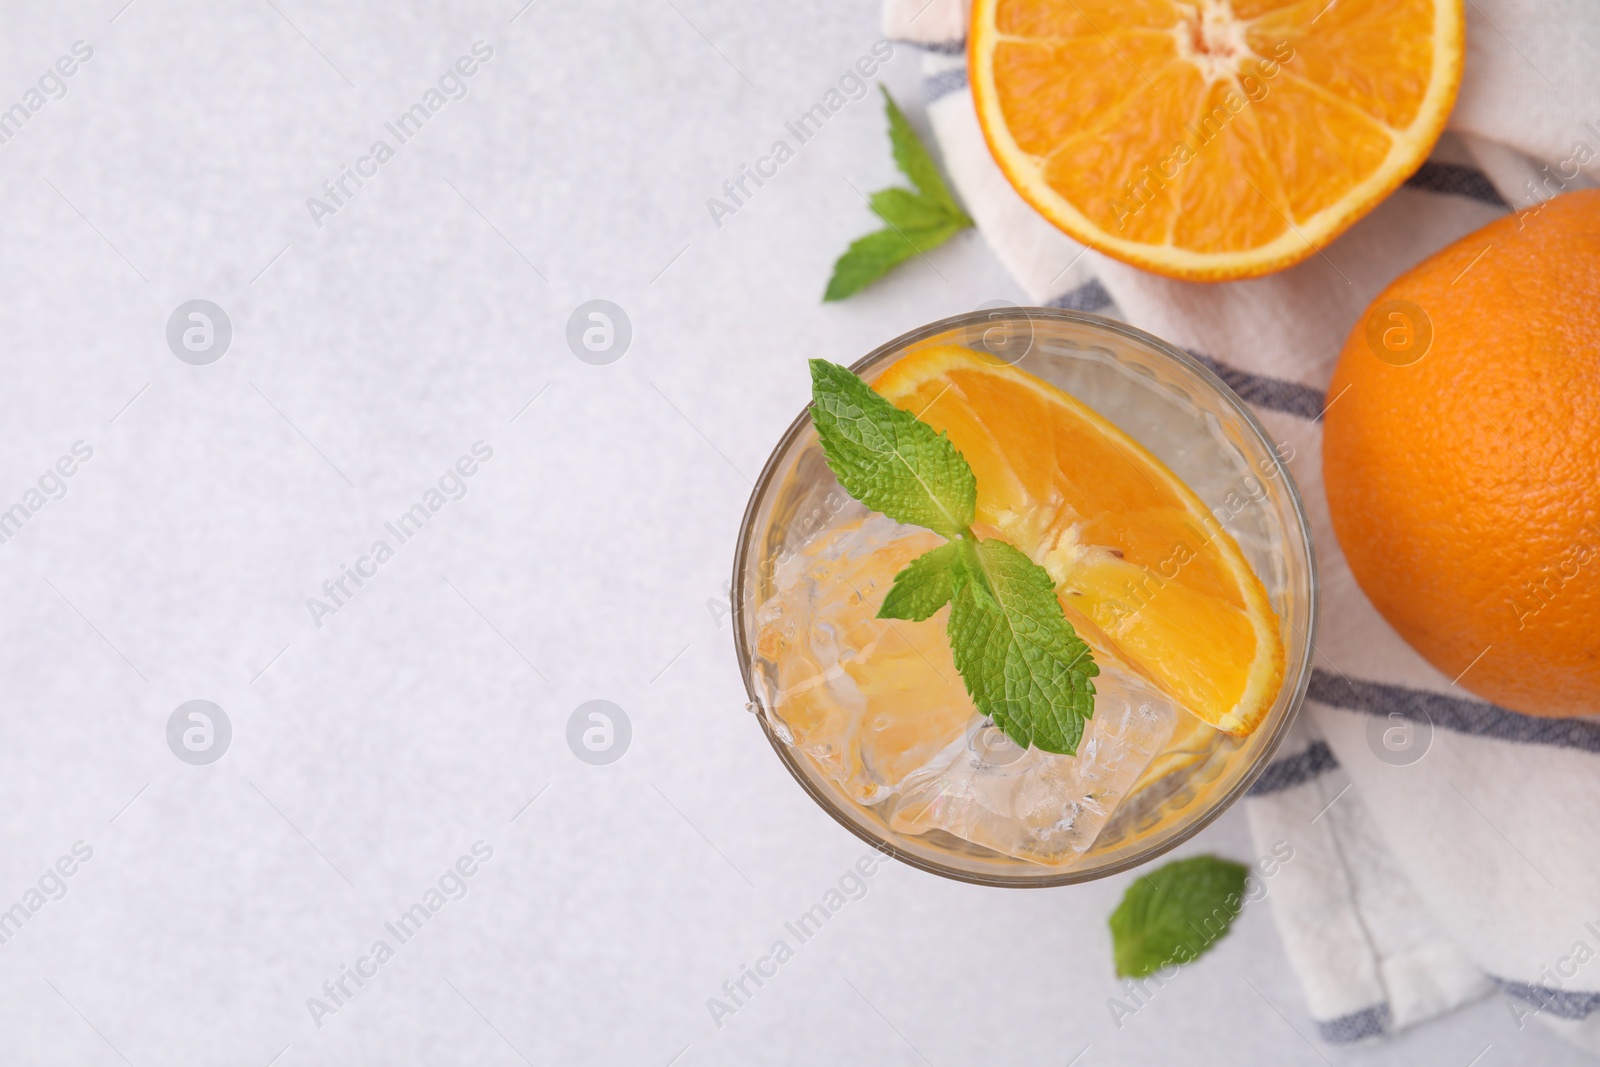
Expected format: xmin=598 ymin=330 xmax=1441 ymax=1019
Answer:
xmin=0 ymin=2 xmax=1585 ymax=1064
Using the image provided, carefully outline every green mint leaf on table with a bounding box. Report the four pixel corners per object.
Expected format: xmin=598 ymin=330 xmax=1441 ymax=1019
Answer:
xmin=878 ymin=540 xmax=963 ymax=622
xmin=1109 ymin=855 xmax=1250 ymax=978
xmin=948 ymin=538 xmax=1098 ymax=755
xmin=808 ymin=359 xmax=976 ymax=539
xmin=808 ymin=360 xmax=1098 ymax=753
xmin=869 ymin=188 xmax=956 ymax=231
xmin=824 ymin=221 xmax=969 ymax=303
xmin=883 ymin=86 xmax=965 ymax=215
xmin=823 ymin=88 xmax=973 ymax=302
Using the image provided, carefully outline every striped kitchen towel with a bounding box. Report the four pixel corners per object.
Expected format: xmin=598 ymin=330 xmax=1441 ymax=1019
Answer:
xmin=881 ymin=0 xmax=1600 ymax=1051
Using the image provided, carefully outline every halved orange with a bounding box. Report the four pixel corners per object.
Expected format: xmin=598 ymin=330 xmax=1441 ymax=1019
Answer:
xmin=969 ymin=0 xmax=1464 ymax=280
xmin=873 ymin=345 xmax=1284 ymax=735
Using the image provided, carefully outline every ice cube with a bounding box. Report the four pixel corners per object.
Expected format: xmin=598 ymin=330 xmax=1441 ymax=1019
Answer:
xmin=887 ymin=661 xmax=1177 ymax=864
xmin=754 ymin=509 xmax=1181 ymax=865
xmin=754 ymin=511 xmax=975 ymax=803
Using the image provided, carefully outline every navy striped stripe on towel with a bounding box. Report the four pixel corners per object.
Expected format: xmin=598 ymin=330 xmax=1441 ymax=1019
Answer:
xmin=1494 ymin=978 xmax=1600 ymax=1020
xmin=899 ymin=37 xmax=965 ymax=54
xmin=1183 ymin=348 xmax=1327 ymax=421
xmin=1317 ymin=1003 xmax=1390 ymax=1043
xmin=1047 ymin=278 xmax=1115 ymax=313
xmin=1248 ymin=740 xmax=1339 ymax=796
xmin=925 ymin=67 xmax=968 ymax=103
xmin=1404 ymin=161 xmax=1510 ymax=209
xmin=1308 ymin=670 xmax=1600 ymax=753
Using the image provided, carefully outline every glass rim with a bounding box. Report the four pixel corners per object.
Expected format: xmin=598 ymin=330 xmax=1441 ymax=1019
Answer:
xmin=730 ymin=306 xmax=1319 ymax=887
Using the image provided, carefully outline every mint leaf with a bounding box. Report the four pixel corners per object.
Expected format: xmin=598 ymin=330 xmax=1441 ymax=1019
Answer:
xmin=883 ymin=86 xmax=968 ymax=218
xmin=880 ymin=541 xmax=963 ymax=621
xmin=823 ymin=218 xmax=969 ymax=302
xmin=822 ymin=88 xmax=972 ymax=302
xmin=805 ymin=361 xmax=1098 ymax=751
xmin=947 ymin=539 xmax=1097 ymax=755
xmin=1109 ymin=856 xmax=1250 ymax=978
xmin=870 ymin=188 xmax=957 ymax=232
xmin=809 ymin=360 xmax=976 ymax=538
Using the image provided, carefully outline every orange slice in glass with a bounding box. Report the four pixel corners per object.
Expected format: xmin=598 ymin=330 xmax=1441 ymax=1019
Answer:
xmin=873 ymin=344 xmax=1284 ymax=735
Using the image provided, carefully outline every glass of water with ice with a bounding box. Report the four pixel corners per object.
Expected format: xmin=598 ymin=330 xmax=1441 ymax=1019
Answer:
xmin=731 ymin=308 xmax=1317 ymax=886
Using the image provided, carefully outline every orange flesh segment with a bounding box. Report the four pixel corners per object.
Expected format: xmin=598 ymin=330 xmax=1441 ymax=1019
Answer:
xmin=972 ymin=0 xmax=1463 ymax=279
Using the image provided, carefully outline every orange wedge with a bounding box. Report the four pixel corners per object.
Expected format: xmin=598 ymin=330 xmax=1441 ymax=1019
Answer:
xmin=969 ymin=0 xmax=1464 ymax=280
xmin=873 ymin=344 xmax=1284 ymax=735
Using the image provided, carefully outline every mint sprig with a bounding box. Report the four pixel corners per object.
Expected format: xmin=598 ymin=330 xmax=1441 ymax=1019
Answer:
xmin=807 ymin=359 xmax=1098 ymax=755
xmin=1109 ymin=855 xmax=1250 ymax=978
xmin=823 ymin=89 xmax=973 ymax=302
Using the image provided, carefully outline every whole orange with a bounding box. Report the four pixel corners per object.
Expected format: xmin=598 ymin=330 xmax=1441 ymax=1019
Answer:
xmin=1323 ymin=188 xmax=1600 ymax=716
